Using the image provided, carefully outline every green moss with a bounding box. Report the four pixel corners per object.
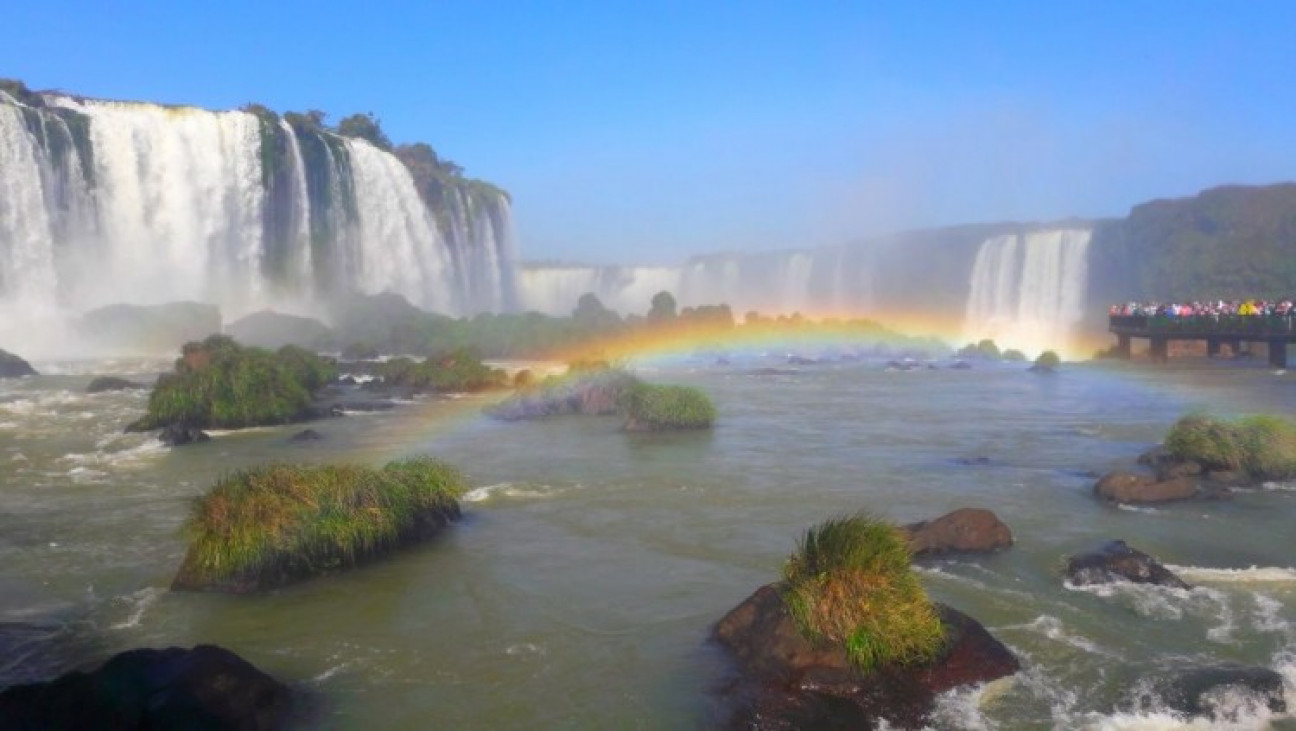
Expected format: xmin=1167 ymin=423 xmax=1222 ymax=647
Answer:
xmin=128 ymin=335 xmax=336 ymax=431
xmin=620 ymin=382 xmax=716 ymax=430
xmin=1164 ymin=412 xmax=1296 ymax=479
xmin=174 ymin=457 xmax=464 ymax=592
xmin=781 ymin=514 xmax=945 ymax=673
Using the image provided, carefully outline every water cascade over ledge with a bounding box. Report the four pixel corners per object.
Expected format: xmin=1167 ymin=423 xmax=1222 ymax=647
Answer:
xmin=0 ymin=89 xmax=516 ymax=352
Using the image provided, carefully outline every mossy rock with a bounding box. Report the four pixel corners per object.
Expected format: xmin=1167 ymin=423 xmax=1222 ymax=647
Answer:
xmin=172 ymin=457 xmax=464 ymax=593
xmin=621 ymin=382 xmax=716 ymax=431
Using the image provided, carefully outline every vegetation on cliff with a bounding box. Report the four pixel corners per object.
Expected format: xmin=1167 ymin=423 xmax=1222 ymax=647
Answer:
xmin=127 ymin=335 xmax=336 ymax=432
xmin=1164 ymin=413 xmax=1296 ymax=480
xmin=781 ymin=514 xmax=945 ymax=673
xmin=172 ymin=457 xmax=464 ymax=592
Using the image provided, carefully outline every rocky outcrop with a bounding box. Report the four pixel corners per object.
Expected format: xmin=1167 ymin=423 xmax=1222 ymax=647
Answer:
xmin=289 ymin=428 xmax=324 ymax=442
xmin=159 ymin=424 xmax=211 ymax=447
xmin=0 ymin=349 xmax=37 ymax=378
xmin=1064 ymin=540 xmax=1190 ymax=590
xmin=486 ymin=370 xmax=637 ymax=421
xmin=1141 ymin=663 xmax=1287 ymax=718
xmin=76 ymin=302 xmax=221 ymax=354
xmin=0 ymin=644 xmax=292 ymax=729
xmin=902 ymin=508 xmax=1013 ymax=557
xmin=712 ymin=583 xmax=1019 ymax=728
xmin=225 ymin=310 xmax=334 ymax=350
xmin=1093 ymin=471 xmax=1199 ymax=504
xmin=86 ymin=376 xmax=144 ymax=393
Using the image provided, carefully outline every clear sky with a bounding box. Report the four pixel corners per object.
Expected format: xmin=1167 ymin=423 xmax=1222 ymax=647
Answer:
xmin=4 ymin=2 xmax=1296 ymax=265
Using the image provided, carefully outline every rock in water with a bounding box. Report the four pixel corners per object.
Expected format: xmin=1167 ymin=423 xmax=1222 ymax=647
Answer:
xmin=1064 ymin=540 xmax=1191 ymax=589
xmin=0 ymin=349 xmax=38 ymax=378
xmin=711 ymin=583 xmax=1019 ymax=728
xmin=289 ymin=429 xmax=324 ymax=442
xmin=159 ymin=424 xmax=211 ymax=447
xmin=903 ymin=508 xmax=1013 ymax=557
xmin=0 ymin=644 xmax=292 ymax=729
xmin=1138 ymin=664 xmax=1287 ymax=718
xmin=86 ymin=376 xmax=144 ymax=393
xmin=1094 ymin=471 xmax=1198 ymax=504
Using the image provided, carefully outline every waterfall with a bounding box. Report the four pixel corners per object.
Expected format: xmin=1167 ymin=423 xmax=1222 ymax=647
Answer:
xmin=962 ymin=229 xmax=1092 ymax=355
xmin=0 ymin=90 xmax=517 ymax=354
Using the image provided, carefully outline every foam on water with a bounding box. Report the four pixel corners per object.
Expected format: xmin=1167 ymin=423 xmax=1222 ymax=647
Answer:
xmin=107 ymin=587 xmax=165 ymax=630
xmin=462 ymin=482 xmax=572 ymax=503
xmin=1167 ymin=565 xmax=1296 ymax=584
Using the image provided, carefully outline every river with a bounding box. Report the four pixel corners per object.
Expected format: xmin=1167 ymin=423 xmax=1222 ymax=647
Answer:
xmin=1 ymin=353 xmax=1293 ymax=729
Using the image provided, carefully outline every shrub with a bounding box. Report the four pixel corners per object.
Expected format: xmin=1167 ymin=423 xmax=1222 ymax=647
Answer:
xmin=375 ymin=349 xmax=507 ymax=392
xmin=1031 ymin=350 xmax=1062 ymax=371
xmin=620 ymin=382 xmax=716 ymax=430
xmin=173 ymin=457 xmax=465 ymax=592
xmin=1002 ymin=349 xmax=1027 ymax=362
xmin=1166 ymin=412 xmax=1296 ymax=479
xmin=128 ymin=335 xmax=336 ymax=431
xmin=781 ymin=514 xmax=945 ymax=672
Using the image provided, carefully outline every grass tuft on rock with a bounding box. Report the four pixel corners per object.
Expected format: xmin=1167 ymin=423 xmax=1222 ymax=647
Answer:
xmin=1165 ymin=412 xmax=1296 ymax=479
xmin=173 ymin=457 xmax=465 ymax=592
xmin=620 ymin=382 xmax=716 ymax=430
xmin=781 ymin=513 xmax=945 ymax=673
xmin=128 ymin=335 xmax=336 ymax=431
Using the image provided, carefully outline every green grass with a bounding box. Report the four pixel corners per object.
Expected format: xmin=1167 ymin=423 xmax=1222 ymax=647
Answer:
xmin=620 ymin=382 xmax=716 ymax=430
xmin=375 ymin=349 xmax=508 ymax=392
xmin=781 ymin=513 xmax=945 ymax=673
xmin=128 ymin=335 xmax=337 ymax=431
xmin=1165 ymin=412 xmax=1296 ymax=479
xmin=174 ymin=457 xmax=465 ymax=592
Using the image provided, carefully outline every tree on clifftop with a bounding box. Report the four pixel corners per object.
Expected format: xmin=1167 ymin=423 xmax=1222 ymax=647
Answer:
xmin=648 ymin=291 xmax=678 ymax=323
xmin=336 ymin=112 xmax=393 ymax=151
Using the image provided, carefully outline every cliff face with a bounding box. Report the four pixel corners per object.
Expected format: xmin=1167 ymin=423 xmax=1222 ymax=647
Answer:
xmin=1088 ymin=183 xmax=1296 ymax=304
xmin=0 ymin=79 xmax=515 ymax=320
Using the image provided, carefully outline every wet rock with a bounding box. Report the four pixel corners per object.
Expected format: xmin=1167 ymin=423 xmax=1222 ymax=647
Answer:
xmin=712 ymin=584 xmax=1019 ymax=729
xmin=159 ymin=424 xmax=211 ymax=447
xmin=85 ymin=376 xmax=144 ymax=393
xmin=289 ymin=429 xmax=323 ymax=442
xmin=0 ymin=349 xmax=37 ymax=378
xmin=953 ymin=455 xmax=992 ymax=466
xmin=1094 ymin=471 xmax=1198 ymax=504
xmin=1138 ymin=663 xmax=1286 ymax=718
xmin=949 ymin=360 xmax=972 ymax=370
xmin=786 ymin=355 xmax=818 ymax=366
xmin=903 ymin=508 xmax=1013 ymax=557
xmin=1064 ymin=540 xmax=1190 ymax=590
xmin=0 ymin=644 xmax=292 ymax=730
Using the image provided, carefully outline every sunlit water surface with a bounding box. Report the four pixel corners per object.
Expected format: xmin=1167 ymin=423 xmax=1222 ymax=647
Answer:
xmin=1 ymin=355 xmax=1294 ymax=729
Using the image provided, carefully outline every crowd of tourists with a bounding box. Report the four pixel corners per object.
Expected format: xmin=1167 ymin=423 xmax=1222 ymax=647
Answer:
xmin=1110 ymin=299 xmax=1296 ymax=317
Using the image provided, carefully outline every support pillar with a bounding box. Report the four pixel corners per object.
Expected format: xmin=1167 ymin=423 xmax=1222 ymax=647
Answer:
xmin=1149 ymin=337 xmax=1168 ymax=363
xmin=1207 ymin=338 xmax=1220 ymax=357
xmin=1117 ymin=335 xmax=1131 ymax=359
xmin=1227 ymin=339 xmax=1242 ymax=356
xmin=1268 ymin=341 xmax=1288 ymax=368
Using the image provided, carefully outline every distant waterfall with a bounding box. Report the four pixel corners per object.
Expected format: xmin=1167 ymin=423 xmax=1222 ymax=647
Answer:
xmin=518 ymin=248 xmax=875 ymax=318
xmin=962 ymin=229 xmax=1092 ymax=355
xmin=0 ymin=90 xmax=516 ymax=340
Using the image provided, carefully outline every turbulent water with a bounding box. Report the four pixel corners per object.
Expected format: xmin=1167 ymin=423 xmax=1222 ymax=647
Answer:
xmin=0 ymin=91 xmax=516 ymax=346
xmin=1 ymin=354 xmax=1293 ymax=729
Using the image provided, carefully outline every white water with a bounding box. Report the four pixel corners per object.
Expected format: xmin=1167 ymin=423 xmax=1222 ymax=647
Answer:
xmin=963 ymin=228 xmax=1093 ymax=356
xmin=0 ymin=92 xmax=516 ymax=355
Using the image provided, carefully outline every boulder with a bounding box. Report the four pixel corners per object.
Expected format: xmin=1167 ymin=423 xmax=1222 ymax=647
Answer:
xmin=1141 ymin=663 xmax=1287 ymax=718
xmin=0 ymin=349 xmax=38 ymax=378
xmin=1064 ymin=540 xmax=1191 ymax=590
xmin=0 ymin=644 xmax=292 ymax=730
xmin=86 ymin=376 xmax=144 ymax=393
xmin=289 ymin=429 xmax=323 ymax=442
xmin=225 ymin=310 xmax=333 ymax=350
xmin=902 ymin=508 xmax=1013 ymax=557
xmin=159 ymin=424 xmax=211 ymax=447
xmin=76 ymin=302 xmax=220 ymax=354
xmin=712 ymin=584 xmax=1019 ymax=728
xmin=1094 ymin=471 xmax=1198 ymax=504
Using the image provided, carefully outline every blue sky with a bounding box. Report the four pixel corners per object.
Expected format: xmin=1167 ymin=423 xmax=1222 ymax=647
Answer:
xmin=4 ymin=2 xmax=1296 ymax=264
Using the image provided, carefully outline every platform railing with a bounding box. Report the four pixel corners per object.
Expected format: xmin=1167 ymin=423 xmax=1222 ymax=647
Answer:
xmin=1109 ymin=314 xmax=1296 ymax=335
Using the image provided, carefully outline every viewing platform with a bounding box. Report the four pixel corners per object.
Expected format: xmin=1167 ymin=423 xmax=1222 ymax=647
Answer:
xmin=1109 ymin=315 xmax=1295 ymax=367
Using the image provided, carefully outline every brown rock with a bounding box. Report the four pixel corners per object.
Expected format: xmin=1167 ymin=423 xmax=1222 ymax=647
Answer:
xmin=712 ymin=583 xmax=1019 ymax=728
xmin=1094 ymin=471 xmax=1197 ymax=504
xmin=902 ymin=508 xmax=1013 ymax=557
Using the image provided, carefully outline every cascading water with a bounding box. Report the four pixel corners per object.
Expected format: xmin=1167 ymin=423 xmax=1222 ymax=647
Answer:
xmin=962 ymin=228 xmax=1092 ymax=356
xmin=0 ymin=89 xmax=517 ymax=355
